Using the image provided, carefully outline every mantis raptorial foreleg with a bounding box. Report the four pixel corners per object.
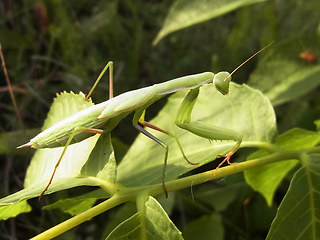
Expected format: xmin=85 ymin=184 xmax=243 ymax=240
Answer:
xmin=133 ymin=110 xmax=199 ymax=197
xmin=175 ymin=88 xmax=242 ymax=174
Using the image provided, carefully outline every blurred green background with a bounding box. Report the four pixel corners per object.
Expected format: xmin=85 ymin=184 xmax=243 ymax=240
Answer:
xmin=1 ymin=0 xmax=320 ymax=239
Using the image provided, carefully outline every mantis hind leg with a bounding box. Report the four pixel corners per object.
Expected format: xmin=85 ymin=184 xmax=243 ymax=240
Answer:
xmin=175 ymin=88 xmax=242 ymax=174
xmin=85 ymin=61 xmax=114 ymax=100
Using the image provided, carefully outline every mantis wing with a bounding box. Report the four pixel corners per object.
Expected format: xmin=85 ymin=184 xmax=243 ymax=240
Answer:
xmin=99 ymin=86 xmax=155 ymax=118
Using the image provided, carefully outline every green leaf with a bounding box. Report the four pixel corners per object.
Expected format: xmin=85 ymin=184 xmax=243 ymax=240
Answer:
xmin=23 ymin=136 xmax=99 ymax=189
xmin=266 ymin=155 xmax=320 ymax=240
xmin=245 ymin=128 xmax=320 ymax=206
xmin=157 ymin=192 xmax=176 ymax=216
xmin=153 ymin=0 xmax=266 ymax=45
xmin=106 ymin=196 xmax=183 ymax=240
xmin=102 ymin=203 xmax=137 ymax=238
xmin=0 ymin=178 xmax=99 ymax=205
xmin=248 ymin=35 xmax=320 ymax=106
xmin=183 ymin=213 xmax=224 ymax=240
xmin=41 ymin=91 xmax=94 ymax=130
xmin=245 ymin=159 xmax=297 ymax=206
xmin=81 ymin=133 xmax=117 ymax=184
xmin=0 ymin=200 xmax=31 ymax=220
xmin=24 ymin=91 xmax=98 ymax=188
xmin=118 ymin=83 xmax=277 ymax=187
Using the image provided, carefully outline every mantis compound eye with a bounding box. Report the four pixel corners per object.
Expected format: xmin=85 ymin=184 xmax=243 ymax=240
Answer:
xmin=213 ymin=71 xmax=231 ymax=95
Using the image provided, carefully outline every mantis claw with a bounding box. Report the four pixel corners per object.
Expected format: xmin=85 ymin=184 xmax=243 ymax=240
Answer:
xmin=189 ymin=161 xmax=199 ymax=165
xmin=214 ymin=152 xmax=238 ymax=176
xmin=162 ymin=182 xmax=168 ymax=198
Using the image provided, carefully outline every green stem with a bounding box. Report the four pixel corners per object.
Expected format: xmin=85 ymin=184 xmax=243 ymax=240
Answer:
xmin=151 ymin=150 xmax=300 ymax=195
xmin=116 ymin=149 xmax=302 ymax=197
xmin=30 ymin=194 xmax=128 ymax=240
xmin=86 ymin=176 xmax=118 ymax=195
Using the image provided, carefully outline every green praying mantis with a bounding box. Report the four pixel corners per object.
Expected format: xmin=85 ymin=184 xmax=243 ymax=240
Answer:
xmin=18 ymin=45 xmax=270 ymax=199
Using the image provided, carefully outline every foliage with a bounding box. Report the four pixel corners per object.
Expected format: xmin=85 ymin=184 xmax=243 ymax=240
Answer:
xmin=1 ymin=0 xmax=320 ymax=239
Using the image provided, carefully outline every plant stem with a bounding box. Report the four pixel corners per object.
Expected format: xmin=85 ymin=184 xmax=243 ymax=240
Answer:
xmin=30 ymin=194 xmax=127 ymax=240
xmin=117 ymin=149 xmax=302 ymax=197
xmin=151 ymin=150 xmax=300 ymax=195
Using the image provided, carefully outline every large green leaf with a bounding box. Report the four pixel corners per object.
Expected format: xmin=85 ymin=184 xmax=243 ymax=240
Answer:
xmin=248 ymin=35 xmax=320 ymax=106
xmin=81 ymin=133 xmax=117 ymax=184
xmin=153 ymin=0 xmax=267 ymax=45
xmin=24 ymin=92 xmax=100 ymax=189
xmin=266 ymin=155 xmax=320 ymax=240
xmin=244 ymin=128 xmax=320 ymax=206
xmin=106 ymin=196 xmax=183 ymax=240
xmin=102 ymin=203 xmax=137 ymax=238
xmin=117 ymin=83 xmax=277 ymax=187
xmin=0 ymin=178 xmax=99 ymax=206
xmin=23 ymin=136 xmax=100 ymax=189
xmin=41 ymin=91 xmax=94 ymax=130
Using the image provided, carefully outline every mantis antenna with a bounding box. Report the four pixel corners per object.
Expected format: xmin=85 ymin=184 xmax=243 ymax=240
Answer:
xmin=226 ymin=41 xmax=274 ymax=80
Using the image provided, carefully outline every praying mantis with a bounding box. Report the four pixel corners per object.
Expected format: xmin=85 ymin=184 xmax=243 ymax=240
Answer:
xmin=18 ymin=45 xmax=270 ymax=199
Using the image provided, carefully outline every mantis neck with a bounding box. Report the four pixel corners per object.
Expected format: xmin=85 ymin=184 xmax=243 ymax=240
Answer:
xmin=154 ymin=72 xmax=214 ymax=95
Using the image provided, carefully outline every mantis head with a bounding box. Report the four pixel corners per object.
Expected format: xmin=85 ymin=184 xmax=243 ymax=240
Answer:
xmin=213 ymin=71 xmax=231 ymax=95
xmin=213 ymin=42 xmax=273 ymax=95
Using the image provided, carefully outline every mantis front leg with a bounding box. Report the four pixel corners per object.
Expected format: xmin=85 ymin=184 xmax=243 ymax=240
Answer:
xmin=175 ymin=88 xmax=242 ymax=174
xmin=132 ymin=109 xmax=198 ymax=197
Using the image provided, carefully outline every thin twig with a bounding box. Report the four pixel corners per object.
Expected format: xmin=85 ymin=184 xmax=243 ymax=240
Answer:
xmin=0 ymin=43 xmax=24 ymax=129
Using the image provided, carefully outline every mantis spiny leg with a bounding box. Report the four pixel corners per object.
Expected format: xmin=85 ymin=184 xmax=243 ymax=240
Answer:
xmin=139 ymin=121 xmax=198 ymax=166
xmin=175 ymin=88 xmax=242 ymax=175
xmin=133 ymin=108 xmax=199 ymax=197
